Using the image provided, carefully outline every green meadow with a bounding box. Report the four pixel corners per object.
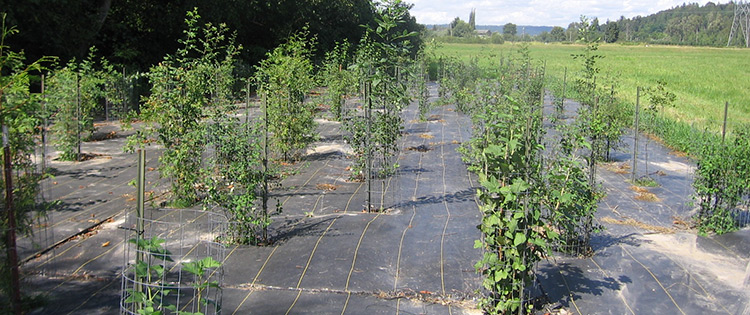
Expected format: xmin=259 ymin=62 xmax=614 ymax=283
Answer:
xmin=434 ymin=42 xmax=750 ymax=134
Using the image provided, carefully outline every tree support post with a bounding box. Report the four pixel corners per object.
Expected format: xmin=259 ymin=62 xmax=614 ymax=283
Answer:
xmin=76 ymin=73 xmax=82 ymax=161
xmin=722 ymin=101 xmax=729 ymax=144
xmin=3 ymin=124 xmax=22 ymax=315
xmin=262 ymin=92 xmax=269 ymax=243
xmin=366 ymin=81 xmax=372 ymax=212
xmin=632 ymin=87 xmax=640 ymax=182
xmin=135 ymin=149 xmax=145 ymax=299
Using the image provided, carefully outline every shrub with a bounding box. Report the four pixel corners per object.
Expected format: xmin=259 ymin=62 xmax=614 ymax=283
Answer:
xmin=127 ymin=8 xmax=240 ymax=206
xmin=254 ymin=28 xmax=317 ymax=161
xmin=692 ymin=124 xmax=750 ymax=235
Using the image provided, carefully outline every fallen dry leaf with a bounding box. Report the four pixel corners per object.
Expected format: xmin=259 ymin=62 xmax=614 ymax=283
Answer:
xmin=316 ymin=183 xmax=339 ymax=191
xmin=101 ymin=241 xmax=110 ymax=247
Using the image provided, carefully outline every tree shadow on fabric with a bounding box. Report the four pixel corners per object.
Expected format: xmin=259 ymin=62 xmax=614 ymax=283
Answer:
xmin=538 ymin=262 xmax=632 ymax=309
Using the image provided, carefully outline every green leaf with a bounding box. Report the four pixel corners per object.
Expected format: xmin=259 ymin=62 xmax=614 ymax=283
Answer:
xmin=183 ymin=261 xmax=203 ymax=277
xmin=513 ymin=233 xmax=527 ymax=247
xmin=200 ymin=256 xmax=222 ymax=269
xmin=124 ymin=290 xmax=146 ymax=303
xmin=484 ymin=144 xmax=504 ymax=157
xmin=474 ymin=239 xmax=483 ymax=249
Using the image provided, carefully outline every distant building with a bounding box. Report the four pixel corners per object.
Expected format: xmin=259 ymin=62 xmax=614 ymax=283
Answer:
xmin=476 ymin=29 xmax=492 ymax=37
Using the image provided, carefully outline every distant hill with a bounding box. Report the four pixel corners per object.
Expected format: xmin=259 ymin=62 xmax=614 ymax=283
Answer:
xmin=425 ymin=24 xmax=554 ymax=36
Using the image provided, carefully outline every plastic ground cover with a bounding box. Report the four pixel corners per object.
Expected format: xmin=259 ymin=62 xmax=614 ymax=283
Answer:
xmin=537 ymin=95 xmax=750 ymax=315
xmin=15 ymin=83 xmax=750 ymax=314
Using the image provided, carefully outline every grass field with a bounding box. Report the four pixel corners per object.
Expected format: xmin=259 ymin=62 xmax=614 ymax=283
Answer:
xmin=434 ymin=42 xmax=750 ymax=134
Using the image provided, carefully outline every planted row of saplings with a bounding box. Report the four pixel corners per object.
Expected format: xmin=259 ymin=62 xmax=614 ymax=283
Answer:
xmin=3 ymin=7 xmax=433 ymax=252
xmin=438 ymin=47 xmax=602 ymax=314
xmin=544 ymin=20 xmax=750 ymax=236
xmin=1 ymin=4 xmax=429 ymax=312
xmin=122 ymin=4 xmax=425 ymax=314
xmin=27 ymin=47 xmax=136 ymax=162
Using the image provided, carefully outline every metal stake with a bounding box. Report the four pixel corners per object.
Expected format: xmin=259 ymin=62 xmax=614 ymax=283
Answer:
xmin=3 ymin=124 xmax=22 ymax=314
xmin=632 ymin=87 xmax=640 ymax=182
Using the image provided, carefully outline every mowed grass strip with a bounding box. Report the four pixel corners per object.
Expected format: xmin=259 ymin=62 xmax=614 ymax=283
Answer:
xmin=435 ymin=42 xmax=750 ymax=134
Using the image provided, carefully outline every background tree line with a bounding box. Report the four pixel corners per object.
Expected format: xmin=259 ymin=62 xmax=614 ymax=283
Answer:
xmin=555 ymin=2 xmax=736 ymax=46
xmin=430 ymin=2 xmax=741 ymax=47
xmin=1 ymin=0 xmax=423 ymax=72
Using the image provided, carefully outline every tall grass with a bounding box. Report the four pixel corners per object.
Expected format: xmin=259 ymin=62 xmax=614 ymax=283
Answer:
xmin=435 ymin=42 xmax=748 ymax=155
xmin=436 ymin=42 xmax=750 ymax=132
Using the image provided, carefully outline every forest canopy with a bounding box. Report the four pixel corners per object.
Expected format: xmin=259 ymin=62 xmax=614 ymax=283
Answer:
xmin=1 ymin=0 xmax=423 ymax=70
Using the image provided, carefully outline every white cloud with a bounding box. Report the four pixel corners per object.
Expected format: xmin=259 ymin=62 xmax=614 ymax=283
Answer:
xmin=407 ymin=0 xmax=708 ymax=26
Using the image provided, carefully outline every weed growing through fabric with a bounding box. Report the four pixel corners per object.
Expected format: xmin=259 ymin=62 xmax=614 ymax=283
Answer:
xmin=630 ymin=176 xmax=660 ymax=188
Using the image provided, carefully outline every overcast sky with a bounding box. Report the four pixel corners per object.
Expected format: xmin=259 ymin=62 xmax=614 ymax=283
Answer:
xmin=408 ymin=0 xmax=715 ymax=27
